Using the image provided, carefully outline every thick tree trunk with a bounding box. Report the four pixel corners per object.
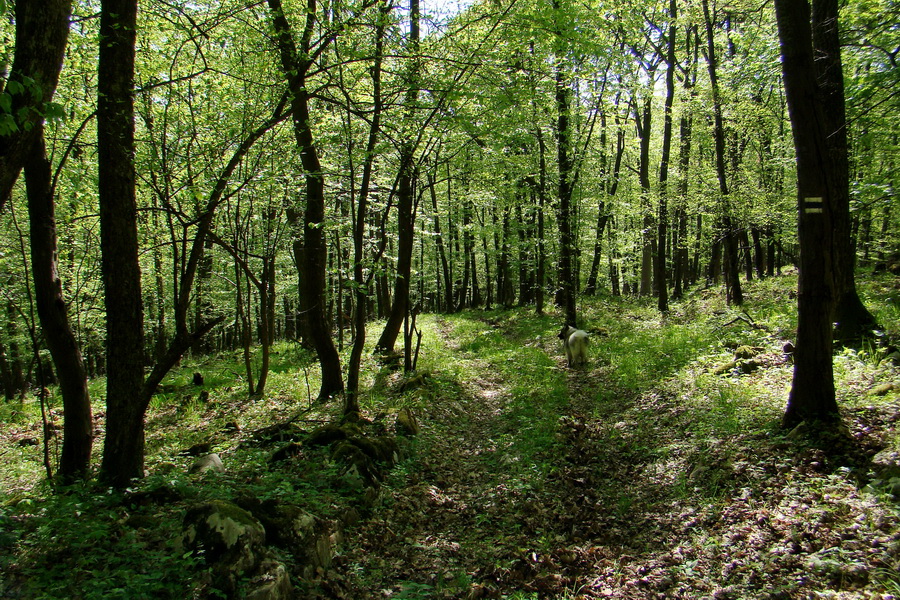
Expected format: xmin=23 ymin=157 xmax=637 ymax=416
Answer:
xmin=774 ymin=0 xmax=839 ymax=427
xmin=98 ymin=0 xmax=147 ymax=487
xmin=25 ymin=127 xmax=93 ymax=483
xmin=811 ymin=0 xmax=878 ymax=343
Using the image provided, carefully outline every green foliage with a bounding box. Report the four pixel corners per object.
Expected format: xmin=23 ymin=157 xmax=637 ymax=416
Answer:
xmin=9 ymin=486 xmax=198 ymax=599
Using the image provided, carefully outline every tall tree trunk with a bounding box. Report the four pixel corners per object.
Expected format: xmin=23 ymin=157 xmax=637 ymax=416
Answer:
xmin=11 ymin=0 xmax=91 ymax=482
xmin=377 ymin=155 xmax=416 ymax=350
xmin=267 ymin=0 xmax=343 ymax=399
xmin=812 ymin=0 xmax=878 ymax=343
xmin=553 ymin=9 xmax=577 ymax=326
xmin=377 ymin=0 xmax=420 ymax=353
xmin=636 ymin=95 xmax=654 ymax=298
xmin=702 ymin=0 xmax=743 ymax=305
xmin=774 ymin=0 xmax=839 ymax=426
xmin=98 ymin=0 xmax=147 ymax=487
xmin=427 ymin=173 xmax=452 ymax=312
xmin=656 ymin=0 xmax=677 ymax=314
xmin=347 ymin=0 xmax=388 ymax=414
xmin=535 ymin=126 xmax=549 ymax=315
xmin=25 ymin=125 xmax=93 ymax=483
xmin=672 ymin=53 xmax=695 ymax=300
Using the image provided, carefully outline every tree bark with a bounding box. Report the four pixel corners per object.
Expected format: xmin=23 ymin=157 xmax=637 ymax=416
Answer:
xmin=25 ymin=125 xmax=93 ymax=483
xmin=702 ymin=0 xmax=743 ymax=306
xmin=656 ymin=0 xmax=677 ymax=314
xmin=376 ymin=0 xmax=420 ymax=353
xmin=635 ymin=95 xmax=654 ymax=298
xmin=347 ymin=0 xmax=389 ymax=413
xmin=0 ymin=0 xmax=72 ymax=209
xmin=97 ymin=0 xmax=147 ymax=487
xmin=427 ymin=173 xmax=452 ymax=312
xmin=267 ymin=0 xmax=343 ymax=399
xmin=554 ymin=31 xmax=577 ymax=326
xmin=811 ymin=0 xmax=878 ymax=343
xmin=774 ymin=0 xmax=840 ymax=427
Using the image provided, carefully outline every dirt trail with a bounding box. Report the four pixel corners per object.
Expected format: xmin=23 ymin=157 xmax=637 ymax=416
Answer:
xmin=320 ymin=319 xmax=898 ymax=600
xmin=319 ymin=318 xmax=615 ymax=599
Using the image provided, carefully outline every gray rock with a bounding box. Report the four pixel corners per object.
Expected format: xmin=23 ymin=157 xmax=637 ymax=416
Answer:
xmin=189 ymin=453 xmax=225 ymax=474
xmin=246 ymin=559 xmax=293 ymax=600
xmin=179 ymin=500 xmax=267 ymax=575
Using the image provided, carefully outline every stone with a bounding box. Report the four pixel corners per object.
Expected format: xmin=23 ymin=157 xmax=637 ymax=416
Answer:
xmin=270 ymin=442 xmax=304 ymax=463
xmin=871 ymin=448 xmax=900 ymax=480
xmin=395 ymin=407 xmax=420 ymax=436
xmin=189 ymin=453 xmax=225 ymax=474
xmin=869 ymin=383 xmax=897 ymax=396
xmin=179 ymin=500 xmax=267 ymax=576
xmin=246 ymin=559 xmax=293 ymax=600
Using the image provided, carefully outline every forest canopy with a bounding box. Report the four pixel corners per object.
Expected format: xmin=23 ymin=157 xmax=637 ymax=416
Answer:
xmin=1 ymin=0 xmax=900 ymax=597
xmin=0 ymin=0 xmax=897 ymax=476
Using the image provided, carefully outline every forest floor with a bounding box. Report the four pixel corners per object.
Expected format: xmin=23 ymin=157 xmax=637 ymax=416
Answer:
xmin=2 ymin=273 xmax=900 ymax=599
xmin=321 ymin=305 xmax=900 ymax=600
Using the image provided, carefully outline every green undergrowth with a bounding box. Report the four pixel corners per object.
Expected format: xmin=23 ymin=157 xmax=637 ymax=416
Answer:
xmin=2 ymin=272 xmax=900 ymax=598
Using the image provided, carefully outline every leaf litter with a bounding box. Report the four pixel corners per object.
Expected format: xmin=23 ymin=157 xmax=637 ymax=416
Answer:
xmin=320 ymin=315 xmax=900 ymax=600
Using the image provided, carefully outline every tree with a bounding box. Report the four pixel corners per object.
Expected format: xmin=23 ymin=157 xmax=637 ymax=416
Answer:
xmin=0 ymin=0 xmax=71 ymax=208
xmin=2 ymin=0 xmax=93 ymax=482
xmin=774 ymin=0 xmax=840 ymax=427
xmin=25 ymin=122 xmax=93 ymax=483
xmin=811 ymin=0 xmax=879 ymax=343
xmin=553 ymin=0 xmax=578 ymax=327
xmin=347 ymin=0 xmax=391 ymax=413
xmin=97 ymin=0 xmax=147 ymax=486
xmin=266 ymin=0 xmax=347 ymax=400
xmin=655 ymin=0 xmax=678 ymax=315
xmin=376 ymin=0 xmax=422 ymax=353
xmin=701 ymin=0 xmax=743 ymax=306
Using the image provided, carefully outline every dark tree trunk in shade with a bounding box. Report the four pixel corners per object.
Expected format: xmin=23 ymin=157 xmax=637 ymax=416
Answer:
xmin=0 ymin=0 xmax=72 ymax=208
xmin=267 ymin=0 xmax=343 ymax=399
xmin=97 ymin=0 xmax=147 ymax=486
xmin=774 ymin=0 xmax=839 ymax=426
xmin=25 ymin=127 xmax=93 ymax=482
xmin=811 ymin=0 xmax=878 ymax=343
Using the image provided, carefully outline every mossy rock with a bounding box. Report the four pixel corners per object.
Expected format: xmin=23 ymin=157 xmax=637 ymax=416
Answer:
xmin=306 ymin=423 xmax=363 ymax=447
xmin=180 ymin=500 xmax=267 ymax=576
xmin=395 ymin=407 xmax=420 ymax=436
xmin=734 ymin=345 xmax=763 ymax=360
xmin=713 ymin=361 xmax=737 ymax=376
xmin=398 ymin=372 xmax=430 ymax=393
xmin=236 ymin=497 xmax=322 ymax=553
xmin=244 ymin=422 xmax=305 ymax=448
xmin=331 ymin=440 xmax=381 ymax=487
xmin=270 ymin=442 xmax=304 ymax=463
xmin=869 ymin=383 xmax=897 ymax=396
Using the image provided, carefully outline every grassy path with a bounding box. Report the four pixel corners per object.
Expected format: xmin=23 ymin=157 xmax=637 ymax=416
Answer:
xmin=324 ymin=309 xmax=899 ymax=600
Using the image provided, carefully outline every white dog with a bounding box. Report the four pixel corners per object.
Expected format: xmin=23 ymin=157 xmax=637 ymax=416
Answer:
xmin=558 ymin=325 xmax=589 ymax=367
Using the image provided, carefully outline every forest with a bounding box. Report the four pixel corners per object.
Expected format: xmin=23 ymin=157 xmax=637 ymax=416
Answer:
xmin=0 ymin=0 xmax=899 ymax=597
